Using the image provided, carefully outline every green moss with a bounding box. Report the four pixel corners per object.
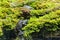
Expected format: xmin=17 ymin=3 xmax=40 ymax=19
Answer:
xmin=0 ymin=0 xmax=60 ymax=38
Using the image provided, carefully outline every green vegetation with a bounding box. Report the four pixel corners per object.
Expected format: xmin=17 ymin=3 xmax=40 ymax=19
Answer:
xmin=0 ymin=0 xmax=60 ymax=40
